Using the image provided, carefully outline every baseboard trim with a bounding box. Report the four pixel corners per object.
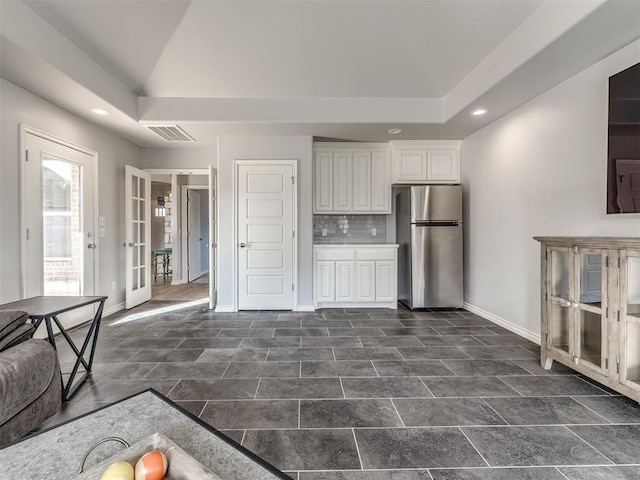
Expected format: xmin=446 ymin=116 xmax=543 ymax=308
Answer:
xmin=103 ymin=302 xmax=125 ymax=318
xmin=214 ymin=305 xmax=235 ymax=313
xmin=295 ymin=305 xmax=316 ymax=312
xmin=463 ymin=302 xmax=540 ymax=345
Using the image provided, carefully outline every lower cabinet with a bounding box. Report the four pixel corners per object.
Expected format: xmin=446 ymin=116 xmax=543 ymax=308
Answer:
xmin=314 ymin=245 xmax=398 ymax=308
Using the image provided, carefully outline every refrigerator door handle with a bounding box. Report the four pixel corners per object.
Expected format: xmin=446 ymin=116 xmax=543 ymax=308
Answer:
xmin=413 ymin=221 xmax=460 ymax=227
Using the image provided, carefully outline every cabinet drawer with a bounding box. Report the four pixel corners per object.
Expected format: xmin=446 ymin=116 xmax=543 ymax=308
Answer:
xmin=356 ymin=248 xmax=396 ymax=261
xmin=316 ymin=249 xmax=355 ymax=261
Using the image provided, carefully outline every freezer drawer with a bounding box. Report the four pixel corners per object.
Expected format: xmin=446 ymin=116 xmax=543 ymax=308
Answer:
xmin=410 ymin=224 xmax=463 ymax=308
xmin=410 ymin=185 xmax=462 ymax=222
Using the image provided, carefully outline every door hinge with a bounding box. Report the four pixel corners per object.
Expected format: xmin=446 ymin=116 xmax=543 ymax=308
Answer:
xmin=291 ymin=176 xmax=295 ymax=184
xmin=292 ymin=283 xmax=294 ymax=291
xmin=25 ymin=150 xmax=29 ymax=162
xmin=617 ymin=310 xmax=620 ymax=322
xmin=606 ymin=307 xmax=609 ymax=318
xmin=618 ymin=257 xmax=621 ymax=268
xmin=605 ymin=358 xmax=609 ymax=369
xmin=292 ymin=230 xmax=295 ymax=238
xmin=26 ymin=228 xmax=30 ymax=240
xmin=606 ymin=256 xmax=609 ymax=268
xmin=617 ymin=362 xmax=620 ymax=374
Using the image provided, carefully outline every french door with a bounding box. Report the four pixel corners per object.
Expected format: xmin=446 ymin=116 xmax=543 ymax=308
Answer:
xmin=125 ymin=165 xmax=152 ymax=309
xmin=22 ymin=128 xmax=96 ymax=329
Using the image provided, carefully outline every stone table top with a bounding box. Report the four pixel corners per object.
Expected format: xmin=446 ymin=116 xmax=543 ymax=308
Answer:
xmin=0 ymin=390 xmax=289 ymax=479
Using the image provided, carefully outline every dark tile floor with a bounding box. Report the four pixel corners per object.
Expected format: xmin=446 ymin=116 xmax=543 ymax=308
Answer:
xmin=45 ymin=302 xmax=640 ymax=479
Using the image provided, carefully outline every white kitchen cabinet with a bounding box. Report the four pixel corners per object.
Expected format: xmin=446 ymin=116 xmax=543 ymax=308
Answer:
xmin=391 ymin=141 xmax=461 ymax=184
xmin=535 ymin=236 xmax=640 ymax=403
xmin=336 ymin=261 xmax=356 ymax=302
xmin=375 ymin=260 xmax=396 ymax=303
xmin=356 ymin=261 xmax=376 ymax=302
xmin=314 ymin=152 xmax=333 ymax=212
xmin=314 ymin=245 xmax=398 ymax=308
xmin=313 ymin=144 xmax=391 ymax=214
xmin=315 ymin=261 xmax=335 ymax=303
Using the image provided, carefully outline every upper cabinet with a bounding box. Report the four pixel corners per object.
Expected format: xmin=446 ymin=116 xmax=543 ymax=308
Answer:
xmin=391 ymin=141 xmax=461 ymax=184
xmin=313 ymin=143 xmax=391 ymax=214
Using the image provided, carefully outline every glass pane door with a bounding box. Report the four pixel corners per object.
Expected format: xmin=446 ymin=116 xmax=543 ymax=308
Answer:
xmin=548 ymin=248 xmax=572 ymax=356
xmin=575 ymin=249 xmax=607 ymax=373
xmin=622 ymin=252 xmax=640 ymax=389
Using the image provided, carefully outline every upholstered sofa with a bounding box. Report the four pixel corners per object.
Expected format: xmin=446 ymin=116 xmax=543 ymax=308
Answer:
xmin=0 ymin=310 xmax=62 ymax=448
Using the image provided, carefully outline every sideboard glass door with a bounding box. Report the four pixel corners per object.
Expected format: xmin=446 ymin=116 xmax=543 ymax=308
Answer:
xmin=621 ymin=251 xmax=640 ymax=393
xmin=548 ymin=248 xmax=572 ymax=359
xmin=574 ymin=249 xmax=607 ymax=375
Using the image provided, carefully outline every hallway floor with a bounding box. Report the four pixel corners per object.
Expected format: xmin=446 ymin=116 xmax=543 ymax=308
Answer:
xmin=48 ymin=303 xmax=640 ymax=479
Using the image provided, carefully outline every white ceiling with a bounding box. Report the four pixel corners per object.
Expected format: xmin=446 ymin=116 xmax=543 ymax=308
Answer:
xmin=1 ymin=0 xmax=639 ymax=147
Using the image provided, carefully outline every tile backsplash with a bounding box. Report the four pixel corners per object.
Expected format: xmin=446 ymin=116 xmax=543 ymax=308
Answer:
xmin=313 ymin=215 xmax=387 ymax=244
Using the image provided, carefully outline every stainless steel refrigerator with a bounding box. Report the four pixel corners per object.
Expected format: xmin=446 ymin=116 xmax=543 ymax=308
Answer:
xmin=396 ymin=185 xmax=463 ymax=309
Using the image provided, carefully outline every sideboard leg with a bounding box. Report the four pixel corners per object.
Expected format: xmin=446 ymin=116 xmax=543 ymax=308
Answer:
xmin=541 ymin=353 xmax=553 ymax=370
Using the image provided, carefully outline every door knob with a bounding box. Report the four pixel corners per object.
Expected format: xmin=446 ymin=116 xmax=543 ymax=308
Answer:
xmin=239 ymin=243 xmax=246 ymax=248
xmin=87 ymin=243 xmax=97 ymax=249
xmin=128 ymin=242 xmax=134 ymax=247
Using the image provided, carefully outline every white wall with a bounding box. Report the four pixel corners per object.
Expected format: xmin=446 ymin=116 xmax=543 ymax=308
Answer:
xmin=217 ymin=136 xmax=314 ymax=311
xmin=0 ymin=79 xmax=142 ymax=312
xmin=461 ymin=40 xmax=640 ymax=341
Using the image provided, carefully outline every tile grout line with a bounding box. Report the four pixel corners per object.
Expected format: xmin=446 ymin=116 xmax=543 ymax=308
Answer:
xmin=569 ymin=396 xmax=613 ymax=424
xmin=417 ymin=377 xmax=437 ymax=398
xmin=351 ymin=428 xmax=365 ymax=471
xmin=564 ymin=425 xmax=616 ymax=465
xmin=479 ymin=397 xmax=510 ymax=426
xmin=389 ymin=399 xmax=407 ymax=428
xmin=457 ymin=426 xmax=491 ymax=468
xmin=339 ymin=377 xmax=347 ymax=399
xmin=297 ymin=399 xmax=301 ymax=429
xmin=253 ymin=378 xmax=262 ymax=400
xmin=555 ymin=466 xmax=571 ymax=480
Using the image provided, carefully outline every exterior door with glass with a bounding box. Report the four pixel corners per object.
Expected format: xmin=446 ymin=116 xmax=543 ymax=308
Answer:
xmin=22 ymin=130 xmax=96 ymax=329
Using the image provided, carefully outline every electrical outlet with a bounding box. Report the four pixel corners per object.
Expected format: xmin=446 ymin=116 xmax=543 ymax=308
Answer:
xmin=372 ymin=228 xmax=377 ymax=236
xmin=322 ymin=228 xmax=327 ymax=236
xmin=111 ymin=281 xmax=116 ymax=290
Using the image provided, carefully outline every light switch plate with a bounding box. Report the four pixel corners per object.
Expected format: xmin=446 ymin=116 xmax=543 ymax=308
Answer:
xmin=98 ymin=227 xmax=106 ymax=237
xmin=98 ymin=216 xmax=106 ymax=227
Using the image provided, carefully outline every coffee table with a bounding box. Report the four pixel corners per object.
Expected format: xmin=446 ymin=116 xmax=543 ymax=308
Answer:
xmin=0 ymin=389 xmax=291 ymax=479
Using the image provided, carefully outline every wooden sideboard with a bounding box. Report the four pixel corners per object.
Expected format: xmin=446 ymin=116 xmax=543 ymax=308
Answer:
xmin=534 ymin=236 xmax=640 ymax=402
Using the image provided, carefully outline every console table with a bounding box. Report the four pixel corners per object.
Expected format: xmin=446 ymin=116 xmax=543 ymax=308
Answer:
xmin=0 ymin=390 xmax=290 ymax=479
xmin=0 ymin=295 xmax=107 ymax=401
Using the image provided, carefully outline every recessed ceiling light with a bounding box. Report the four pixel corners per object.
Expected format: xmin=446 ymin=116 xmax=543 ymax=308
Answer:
xmin=90 ymin=108 xmax=110 ymax=116
xmin=388 ymin=128 xmax=403 ymax=135
xmin=471 ymin=109 xmax=488 ymax=116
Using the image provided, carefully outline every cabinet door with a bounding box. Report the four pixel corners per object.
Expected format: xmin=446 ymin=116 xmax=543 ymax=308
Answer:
xmin=356 ymin=261 xmax=376 ymax=302
xmin=574 ymin=248 xmax=608 ymax=376
xmin=371 ymin=151 xmax=391 ymax=212
xmin=427 ymin=148 xmax=460 ymax=183
xmin=620 ymin=250 xmax=640 ymax=394
xmin=314 ymin=152 xmax=333 ymax=212
xmin=353 ymin=152 xmax=371 ymax=211
xmin=394 ymin=149 xmax=427 ymax=183
xmin=315 ymin=261 xmax=335 ymax=303
xmin=546 ymin=247 xmax=573 ymax=361
xmin=333 ymin=152 xmax=353 ymax=211
xmin=375 ymin=260 xmax=396 ymax=302
xmin=335 ymin=261 xmax=355 ymax=302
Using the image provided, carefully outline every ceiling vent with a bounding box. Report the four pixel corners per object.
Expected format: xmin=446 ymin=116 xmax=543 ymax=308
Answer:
xmin=146 ymin=125 xmax=195 ymax=142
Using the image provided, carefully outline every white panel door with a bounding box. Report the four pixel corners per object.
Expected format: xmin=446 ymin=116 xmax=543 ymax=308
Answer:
xmin=376 ymin=260 xmax=396 ymax=302
xmin=356 ymin=261 xmax=376 ymax=302
xmin=315 ymin=261 xmax=335 ymax=303
xmin=238 ymin=163 xmax=294 ymax=310
xmin=187 ymin=189 xmax=202 ymax=282
xmin=353 ymin=152 xmax=371 ymax=211
xmin=125 ymin=165 xmax=152 ymax=309
xmin=335 ymin=261 xmax=355 ymax=302
xmin=314 ymin=152 xmax=333 ymax=212
xmin=333 ymin=152 xmax=353 ymax=211
xmin=371 ymin=151 xmax=391 ymax=212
